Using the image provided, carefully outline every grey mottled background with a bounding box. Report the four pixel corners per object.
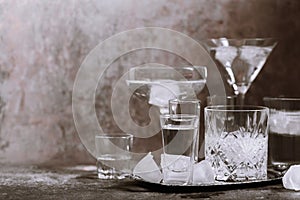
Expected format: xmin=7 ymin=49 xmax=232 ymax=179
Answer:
xmin=0 ymin=0 xmax=299 ymax=165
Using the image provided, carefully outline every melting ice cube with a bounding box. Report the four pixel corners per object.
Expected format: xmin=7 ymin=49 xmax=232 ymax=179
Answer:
xmin=161 ymin=154 xmax=190 ymax=172
xmin=148 ymin=80 xmax=180 ymax=108
xmin=283 ymin=165 xmax=300 ymax=191
xmin=214 ymin=46 xmax=238 ymax=68
xmin=133 ymin=152 xmax=162 ymax=183
xmin=270 ymin=110 xmax=300 ymax=135
xmin=193 ymin=160 xmax=215 ymax=184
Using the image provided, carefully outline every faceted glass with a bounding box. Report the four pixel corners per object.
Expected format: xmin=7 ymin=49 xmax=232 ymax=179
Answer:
xmin=205 ymin=106 xmax=269 ymax=181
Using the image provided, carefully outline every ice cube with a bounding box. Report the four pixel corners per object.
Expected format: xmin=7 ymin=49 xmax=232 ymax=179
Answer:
xmin=287 ymin=112 xmax=300 ymax=135
xmin=161 ymin=154 xmax=190 ymax=171
xmin=270 ymin=110 xmax=300 ymax=135
xmin=283 ymin=165 xmax=300 ymax=191
xmin=215 ymin=46 xmax=237 ymax=68
xmin=270 ymin=110 xmax=288 ymax=134
xmin=192 ymin=160 xmax=215 ymax=184
xmin=240 ymin=46 xmax=265 ymax=62
xmin=239 ymin=46 xmax=271 ymax=72
xmin=133 ymin=152 xmax=162 ymax=183
xmin=148 ymin=80 xmax=180 ymax=108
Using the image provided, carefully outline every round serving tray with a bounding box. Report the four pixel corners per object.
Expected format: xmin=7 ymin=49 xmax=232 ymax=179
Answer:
xmin=133 ymin=168 xmax=283 ymax=193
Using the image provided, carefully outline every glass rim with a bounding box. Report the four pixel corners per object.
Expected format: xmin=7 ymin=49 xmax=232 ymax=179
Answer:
xmin=129 ymin=65 xmax=207 ymax=70
xmin=206 ymin=95 xmax=237 ymax=99
xmin=220 ymin=37 xmax=274 ymax=40
xmin=95 ymin=134 xmax=133 ymax=139
xmin=204 ymin=37 xmax=277 ymax=42
xmin=202 ymin=37 xmax=277 ymax=49
xmin=169 ymin=98 xmax=201 ymax=104
xmin=160 ymin=113 xmax=199 ymax=119
xmin=205 ymin=105 xmax=269 ymax=112
xmin=263 ymin=97 xmax=300 ymax=102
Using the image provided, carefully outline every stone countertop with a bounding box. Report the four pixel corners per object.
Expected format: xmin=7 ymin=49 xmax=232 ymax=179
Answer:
xmin=0 ymin=165 xmax=300 ymax=200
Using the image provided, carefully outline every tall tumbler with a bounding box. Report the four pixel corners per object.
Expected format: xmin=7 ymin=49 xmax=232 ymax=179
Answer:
xmin=169 ymin=99 xmax=200 ymax=161
xmin=264 ymin=97 xmax=300 ymax=171
xmin=160 ymin=114 xmax=199 ymax=185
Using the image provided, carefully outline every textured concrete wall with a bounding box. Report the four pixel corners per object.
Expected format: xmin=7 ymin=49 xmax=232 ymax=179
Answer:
xmin=0 ymin=0 xmax=299 ymax=165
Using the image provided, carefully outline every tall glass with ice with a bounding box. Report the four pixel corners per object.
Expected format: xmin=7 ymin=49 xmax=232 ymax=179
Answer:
xmin=205 ymin=106 xmax=269 ymax=181
xmin=160 ymin=114 xmax=199 ymax=185
xmin=264 ymin=97 xmax=300 ymax=170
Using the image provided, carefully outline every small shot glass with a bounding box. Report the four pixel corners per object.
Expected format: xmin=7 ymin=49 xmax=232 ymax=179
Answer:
xmin=95 ymin=134 xmax=133 ymax=179
xmin=169 ymin=99 xmax=201 ymax=116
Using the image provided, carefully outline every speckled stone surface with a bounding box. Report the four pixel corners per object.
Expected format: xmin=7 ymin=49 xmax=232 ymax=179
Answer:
xmin=0 ymin=0 xmax=299 ymax=165
xmin=0 ymin=165 xmax=300 ymax=200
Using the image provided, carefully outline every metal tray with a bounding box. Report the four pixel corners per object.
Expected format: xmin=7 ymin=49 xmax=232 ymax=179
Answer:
xmin=133 ymin=168 xmax=283 ymax=192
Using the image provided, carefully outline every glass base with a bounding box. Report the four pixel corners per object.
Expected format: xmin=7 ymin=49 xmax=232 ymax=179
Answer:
xmin=162 ymin=170 xmax=192 ymax=185
xmin=96 ymin=160 xmax=131 ymax=179
xmin=215 ymin=173 xmax=267 ymax=182
xmin=97 ymin=169 xmax=130 ymax=179
xmin=270 ymin=162 xmax=295 ymax=172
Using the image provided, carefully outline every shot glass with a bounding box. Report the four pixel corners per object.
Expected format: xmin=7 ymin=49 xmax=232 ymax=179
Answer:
xmin=169 ymin=99 xmax=200 ymax=161
xmin=263 ymin=97 xmax=300 ymax=170
xmin=95 ymin=134 xmax=133 ymax=179
xmin=169 ymin=99 xmax=201 ymax=116
xmin=205 ymin=106 xmax=269 ymax=182
xmin=160 ymin=114 xmax=199 ymax=185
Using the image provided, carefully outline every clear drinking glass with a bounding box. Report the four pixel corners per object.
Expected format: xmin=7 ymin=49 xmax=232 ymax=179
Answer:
xmin=263 ymin=97 xmax=300 ymax=171
xmin=160 ymin=114 xmax=199 ymax=185
xmin=205 ymin=106 xmax=269 ymax=181
xmin=169 ymin=99 xmax=200 ymax=162
xmin=95 ymin=134 xmax=133 ymax=179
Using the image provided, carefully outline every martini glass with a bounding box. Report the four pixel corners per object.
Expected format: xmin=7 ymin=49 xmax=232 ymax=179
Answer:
xmin=126 ymin=65 xmax=207 ymax=114
xmin=203 ymin=38 xmax=277 ymax=105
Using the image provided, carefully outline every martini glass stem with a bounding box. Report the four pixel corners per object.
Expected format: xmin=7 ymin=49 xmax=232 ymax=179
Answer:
xmin=237 ymin=93 xmax=246 ymax=106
